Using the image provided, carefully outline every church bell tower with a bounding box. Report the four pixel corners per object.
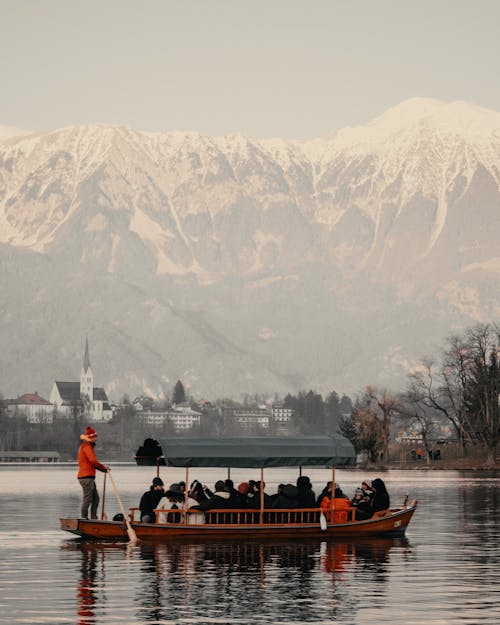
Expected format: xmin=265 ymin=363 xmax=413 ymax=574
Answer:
xmin=80 ymin=337 xmax=94 ymax=403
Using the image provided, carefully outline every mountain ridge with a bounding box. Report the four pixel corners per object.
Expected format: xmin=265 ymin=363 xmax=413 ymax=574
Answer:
xmin=1 ymin=98 xmax=499 ymax=399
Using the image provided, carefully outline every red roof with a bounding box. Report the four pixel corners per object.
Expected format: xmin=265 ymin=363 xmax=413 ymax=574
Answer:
xmin=17 ymin=393 xmax=51 ymax=405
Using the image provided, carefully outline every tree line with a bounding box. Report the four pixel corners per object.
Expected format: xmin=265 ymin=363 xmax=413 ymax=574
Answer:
xmin=1 ymin=322 xmax=498 ymax=465
xmin=340 ymin=323 xmax=500 ymax=466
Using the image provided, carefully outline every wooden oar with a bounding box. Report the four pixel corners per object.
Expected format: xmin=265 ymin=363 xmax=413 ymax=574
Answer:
xmin=100 ymin=472 xmax=107 ymax=520
xmin=107 ymin=471 xmax=138 ymax=543
xmin=319 ymin=512 xmax=327 ymax=531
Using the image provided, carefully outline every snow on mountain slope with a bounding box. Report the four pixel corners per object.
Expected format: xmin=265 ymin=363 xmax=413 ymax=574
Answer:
xmin=0 ymin=124 xmax=31 ymax=141
xmin=1 ymin=99 xmax=499 ymax=398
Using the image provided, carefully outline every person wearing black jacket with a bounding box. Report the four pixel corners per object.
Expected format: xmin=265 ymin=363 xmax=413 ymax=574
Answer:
xmin=249 ymin=480 xmax=272 ymax=509
xmin=225 ymin=479 xmax=240 ymax=507
xmin=296 ymin=475 xmax=316 ymax=508
xmin=271 ymin=483 xmax=299 ymax=508
xmin=370 ymin=478 xmax=390 ymax=515
xmin=189 ymin=480 xmax=231 ymax=511
xmin=139 ymin=477 xmax=165 ymax=523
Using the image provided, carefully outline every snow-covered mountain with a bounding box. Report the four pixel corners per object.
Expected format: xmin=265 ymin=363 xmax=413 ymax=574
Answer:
xmin=1 ymin=98 xmax=499 ymax=399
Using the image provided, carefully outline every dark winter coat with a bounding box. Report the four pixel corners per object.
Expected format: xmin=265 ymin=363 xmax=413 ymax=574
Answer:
xmin=190 ymin=491 xmax=231 ymax=511
xmin=296 ymin=476 xmax=316 ymax=508
xmin=139 ymin=488 xmax=165 ymax=521
xmin=370 ymin=478 xmax=390 ymax=514
xmin=272 ymin=484 xmax=299 ymax=508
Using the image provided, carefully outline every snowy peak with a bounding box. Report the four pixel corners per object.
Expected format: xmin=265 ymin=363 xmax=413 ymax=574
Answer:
xmin=1 ymin=98 xmax=500 ymax=281
xmin=323 ymin=99 xmax=500 ymax=158
xmin=371 ymin=97 xmax=500 ymax=137
xmin=0 ymin=124 xmax=32 ymax=141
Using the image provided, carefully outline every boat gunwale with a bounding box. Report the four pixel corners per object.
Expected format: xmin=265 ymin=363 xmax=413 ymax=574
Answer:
xmin=60 ymin=503 xmax=417 ymax=540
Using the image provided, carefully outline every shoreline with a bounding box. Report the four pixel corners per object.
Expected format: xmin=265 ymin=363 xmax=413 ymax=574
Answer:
xmin=1 ymin=461 xmax=499 ymax=471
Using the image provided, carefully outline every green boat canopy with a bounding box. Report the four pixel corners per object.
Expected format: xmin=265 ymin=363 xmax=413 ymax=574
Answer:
xmin=136 ymin=436 xmax=356 ymax=468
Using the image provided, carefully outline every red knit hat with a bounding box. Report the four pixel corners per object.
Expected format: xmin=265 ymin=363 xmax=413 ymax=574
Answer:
xmin=238 ymin=482 xmax=249 ymax=495
xmin=85 ymin=426 xmax=97 ymax=440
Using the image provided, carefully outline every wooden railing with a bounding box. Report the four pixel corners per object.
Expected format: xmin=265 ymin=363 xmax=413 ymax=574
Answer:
xmin=129 ymin=507 xmax=358 ymax=525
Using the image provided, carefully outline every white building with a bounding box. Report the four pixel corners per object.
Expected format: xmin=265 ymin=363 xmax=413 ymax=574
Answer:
xmin=5 ymin=393 xmax=54 ymax=424
xmin=233 ymin=407 xmax=271 ymax=431
xmin=272 ymin=405 xmax=293 ymax=423
xmin=140 ymin=405 xmax=202 ymax=431
xmin=49 ymin=338 xmax=112 ymax=422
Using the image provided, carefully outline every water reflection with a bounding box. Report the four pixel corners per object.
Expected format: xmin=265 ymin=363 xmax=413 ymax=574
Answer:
xmin=76 ymin=544 xmax=98 ymax=625
xmin=64 ymin=538 xmax=410 ymax=624
xmin=63 ymin=539 xmax=410 ymax=625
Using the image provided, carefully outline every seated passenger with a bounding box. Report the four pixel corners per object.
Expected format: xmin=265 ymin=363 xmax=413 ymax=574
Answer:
xmin=361 ymin=480 xmax=374 ymax=500
xmin=158 ymin=483 xmax=185 ymax=523
xmin=350 ymin=487 xmax=371 ymax=521
xmin=236 ymin=482 xmax=251 ymax=507
xmin=316 ymin=482 xmax=331 ymax=505
xmin=271 ymin=483 xmax=298 ymax=508
xmin=189 ymin=480 xmax=231 ymax=511
xmin=248 ymin=481 xmax=272 ymax=509
xmin=370 ymin=478 xmax=390 ymax=516
xmin=189 ymin=479 xmax=209 ymax=501
xmin=320 ymin=483 xmax=351 ymax=522
xmin=138 ymin=476 xmax=165 ymax=523
xmin=186 ymin=480 xmax=206 ymax=524
xmin=296 ymin=475 xmax=316 ymax=508
xmin=225 ymin=479 xmax=240 ymax=507
xmin=246 ymin=480 xmax=258 ymax=507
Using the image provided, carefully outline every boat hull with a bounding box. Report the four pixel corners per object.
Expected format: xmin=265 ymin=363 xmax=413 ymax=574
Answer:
xmin=60 ymin=504 xmax=416 ymax=541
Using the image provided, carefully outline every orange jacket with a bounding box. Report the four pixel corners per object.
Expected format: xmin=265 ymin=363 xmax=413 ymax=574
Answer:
xmin=320 ymin=496 xmax=351 ymax=522
xmin=320 ymin=496 xmax=350 ymax=511
xmin=77 ymin=441 xmax=107 ymax=478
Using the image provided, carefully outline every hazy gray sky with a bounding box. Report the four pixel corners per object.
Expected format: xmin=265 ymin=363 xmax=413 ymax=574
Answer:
xmin=2 ymin=0 xmax=499 ymax=138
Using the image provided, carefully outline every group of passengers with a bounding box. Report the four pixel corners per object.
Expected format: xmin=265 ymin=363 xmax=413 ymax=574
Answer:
xmin=317 ymin=478 xmax=390 ymax=521
xmin=138 ymin=475 xmax=390 ymax=524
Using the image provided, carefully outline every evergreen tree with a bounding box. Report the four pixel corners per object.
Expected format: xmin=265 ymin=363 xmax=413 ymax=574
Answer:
xmin=173 ymin=380 xmax=186 ymax=404
xmin=324 ymin=390 xmax=341 ymax=434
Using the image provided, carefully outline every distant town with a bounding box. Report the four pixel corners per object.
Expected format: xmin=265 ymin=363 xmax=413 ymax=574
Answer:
xmin=0 ymin=338 xmax=353 ymax=461
xmin=1 ymin=322 xmax=499 ymax=468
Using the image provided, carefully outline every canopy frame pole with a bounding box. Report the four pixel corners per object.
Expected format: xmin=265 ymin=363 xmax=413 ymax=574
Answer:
xmin=184 ymin=466 xmax=189 ymax=524
xmin=156 ymin=457 xmax=160 ymax=478
xmin=260 ymin=467 xmax=264 ymax=525
xmin=227 ymin=467 xmax=231 ymax=480
xmin=330 ymin=466 xmax=336 ymax=521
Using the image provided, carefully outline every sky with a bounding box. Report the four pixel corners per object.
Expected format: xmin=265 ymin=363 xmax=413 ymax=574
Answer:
xmin=2 ymin=0 xmax=500 ymax=139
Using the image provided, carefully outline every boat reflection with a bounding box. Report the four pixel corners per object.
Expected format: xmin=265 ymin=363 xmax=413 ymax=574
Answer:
xmin=63 ymin=538 xmax=411 ymax=624
xmin=76 ymin=544 xmax=97 ymax=625
xmin=133 ymin=538 xmax=411 ymax=622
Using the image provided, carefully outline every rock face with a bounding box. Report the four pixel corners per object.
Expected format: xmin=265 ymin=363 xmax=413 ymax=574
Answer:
xmin=1 ymin=98 xmax=499 ymax=399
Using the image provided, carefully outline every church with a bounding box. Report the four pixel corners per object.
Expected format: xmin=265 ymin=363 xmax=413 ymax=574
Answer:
xmin=49 ymin=339 xmax=112 ymax=422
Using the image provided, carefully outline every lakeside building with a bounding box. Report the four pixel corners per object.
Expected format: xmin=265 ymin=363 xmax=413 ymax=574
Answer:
xmin=4 ymin=392 xmax=54 ymax=424
xmin=49 ymin=338 xmax=112 ymax=422
xmin=271 ymin=404 xmax=293 ymax=434
xmin=233 ymin=407 xmax=271 ymax=431
xmin=140 ymin=405 xmax=202 ymax=431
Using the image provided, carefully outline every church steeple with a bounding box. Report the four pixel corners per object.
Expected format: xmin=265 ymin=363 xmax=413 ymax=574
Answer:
xmin=80 ymin=337 xmax=94 ymax=403
xmin=83 ymin=336 xmax=91 ymax=372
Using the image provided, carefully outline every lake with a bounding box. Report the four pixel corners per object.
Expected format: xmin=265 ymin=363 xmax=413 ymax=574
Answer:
xmin=0 ymin=465 xmax=499 ymax=624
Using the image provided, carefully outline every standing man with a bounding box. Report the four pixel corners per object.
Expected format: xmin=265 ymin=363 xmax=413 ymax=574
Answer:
xmin=77 ymin=426 xmax=109 ymax=519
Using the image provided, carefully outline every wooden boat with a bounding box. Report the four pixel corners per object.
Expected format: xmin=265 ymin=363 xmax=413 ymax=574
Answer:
xmin=60 ymin=436 xmax=418 ymax=541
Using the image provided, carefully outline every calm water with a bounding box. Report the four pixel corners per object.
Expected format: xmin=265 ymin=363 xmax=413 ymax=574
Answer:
xmin=0 ymin=465 xmax=499 ymax=625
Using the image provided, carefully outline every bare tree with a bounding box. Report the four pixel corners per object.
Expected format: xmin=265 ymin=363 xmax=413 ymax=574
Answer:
xmin=365 ymin=386 xmax=399 ymax=463
xmin=398 ymin=373 xmax=441 ymax=456
xmin=463 ymin=324 xmax=500 ymax=466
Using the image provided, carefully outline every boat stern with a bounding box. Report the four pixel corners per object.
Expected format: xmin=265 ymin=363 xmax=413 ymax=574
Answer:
xmin=60 ymin=518 xmax=82 ymax=536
